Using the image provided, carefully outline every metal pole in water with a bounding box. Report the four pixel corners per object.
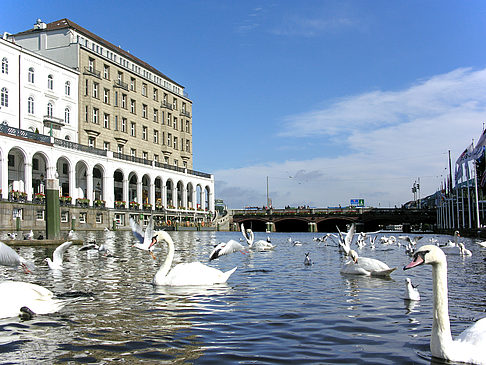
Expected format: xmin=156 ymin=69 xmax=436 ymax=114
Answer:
xmin=45 ymin=178 xmax=61 ymax=239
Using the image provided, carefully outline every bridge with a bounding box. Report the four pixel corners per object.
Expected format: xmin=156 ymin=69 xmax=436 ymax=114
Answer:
xmin=231 ymin=207 xmax=436 ymax=233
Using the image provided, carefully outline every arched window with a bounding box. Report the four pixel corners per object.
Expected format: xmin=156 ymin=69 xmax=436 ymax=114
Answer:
xmin=1 ymin=57 xmax=7 ymax=74
xmin=47 ymin=102 xmax=53 ymax=117
xmin=65 ymin=81 xmax=70 ymax=96
xmin=28 ymin=67 xmax=35 ymax=83
xmin=47 ymin=74 xmax=53 ymax=90
xmin=0 ymin=87 xmax=7 ymax=107
xmin=64 ymin=108 xmax=70 ymax=124
xmin=28 ymin=96 xmax=35 ymax=114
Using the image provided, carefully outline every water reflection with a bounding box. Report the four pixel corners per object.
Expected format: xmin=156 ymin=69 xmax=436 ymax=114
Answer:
xmin=0 ymin=231 xmax=484 ymax=363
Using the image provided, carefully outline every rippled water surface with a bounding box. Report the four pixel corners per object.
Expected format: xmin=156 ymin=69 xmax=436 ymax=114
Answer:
xmin=0 ymin=230 xmax=485 ymax=364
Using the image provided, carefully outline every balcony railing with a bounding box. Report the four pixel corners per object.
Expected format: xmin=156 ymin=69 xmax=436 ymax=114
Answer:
xmin=113 ymin=152 xmax=153 ymax=166
xmin=43 ymin=115 xmax=65 ymax=126
xmin=187 ymin=169 xmax=211 ymax=179
xmin=114 ymin=79 xmax=128 ymax=90
xmin=161 ymin=101 xmax=173 ymax=110
xmin=0 ymin=125 xmax=211 ymax=180
xmin=54 ymin=138 xmax=107 ymax=156
xmin=180 ymin=110 xmax=191 ymax=118
xmin=83 ymin=66 xmax=101 ymax=79
xmin=0 ymin=124 xmax=51 ymax=143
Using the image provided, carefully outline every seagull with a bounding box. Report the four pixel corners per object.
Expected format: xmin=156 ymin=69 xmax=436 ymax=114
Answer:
xmin=404 ymin=277 xmax=420 ymax=301
xmin=6 ymin=232 xmax=17 ymax=240
xmin=23 ymin=230 xmax=34 ymax=240
xmin=336 ymin=223 xmax=355 ymax=255
xmin=0 ymin=241 xmax=35 ymax=273
xmin=209 ymin=239 xmax=246 ymax=261
xmin=304 ymin=252 xmax=313 ymax=266
xmin=45 ymin=241 xmax=73 ymax=270
xmin=129 ymin=217 xmax=160 ymax=258
xmin=78 ymin=240 xmax=99 ymax=251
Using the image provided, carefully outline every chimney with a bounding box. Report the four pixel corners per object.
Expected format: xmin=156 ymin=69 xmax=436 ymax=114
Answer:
xmin=34 ymin=19 xmax=47 ymax=30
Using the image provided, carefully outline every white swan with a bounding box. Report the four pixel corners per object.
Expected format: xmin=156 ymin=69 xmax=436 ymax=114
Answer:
xmin=0 ymin=241 xmax=35 ymax=272
xmin=458 ymin=242 xmax=472 ymax=256
xmin=241 ymin=224 xmax=274 ymax=251
xmin=209 ymin=239 xmax=246 ymax=261
xmin=0 ymin=281 xmax=65 ymax=319
xmin=45 ymin=241 xmax=73 ymax=270
xmin=153 ymin=231 xmax=237 ymax=286
xmin=340 ymin=249 xmax=396 ymax=277
xmin=404 ymin=277 xmax=420 ymax=301
xmin=404 ymin=245 xmax=486 ymax=364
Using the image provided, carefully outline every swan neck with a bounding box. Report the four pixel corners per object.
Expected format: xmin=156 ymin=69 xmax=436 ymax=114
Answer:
xmin=154 ymin=237 xmax=174 ymax=282
xmin=431 ymin=260 xmax=453 ymax=351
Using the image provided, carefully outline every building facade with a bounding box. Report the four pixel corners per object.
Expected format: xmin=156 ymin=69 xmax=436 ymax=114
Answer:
xmin=11 ymin=18 xmax=193 ymax=169
xmin=0 ymin=35 xmax=79 ymax=142
xmin=0 ymin=19 xmax=214 ymax=230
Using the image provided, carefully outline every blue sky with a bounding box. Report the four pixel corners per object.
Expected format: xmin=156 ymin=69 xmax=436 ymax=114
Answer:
xmin=3 ymin=1 xmax=486 ymax=208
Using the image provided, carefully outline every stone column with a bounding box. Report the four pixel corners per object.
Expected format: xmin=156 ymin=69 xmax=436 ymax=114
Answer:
xmin=123 ymin=179 xmax=129 ymax=205
xmin=104 ymin=174 xmax=114 ymax=208
xmin=137 ymin=180 xmax=142 ymax=205
xmin=86 ymin=170 xmax=93 ymax=206
xmin=0 ymin=154 xmax=7 ymax=200
xmin=162 ymin=184 xmax=167 ymax=208
xmin=25 ymin=162 xmax=33 ymax=201
xmin=150 ymin=182 xmax=155 ymax=210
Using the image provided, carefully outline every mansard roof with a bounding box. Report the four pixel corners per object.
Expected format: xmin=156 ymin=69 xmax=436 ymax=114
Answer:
xmin=13 ymin=18 xmax=183 ymax=89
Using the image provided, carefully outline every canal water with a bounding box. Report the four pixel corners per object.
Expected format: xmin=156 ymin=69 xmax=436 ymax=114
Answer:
xmin=0 ymin=230 xmax=484 ymax=364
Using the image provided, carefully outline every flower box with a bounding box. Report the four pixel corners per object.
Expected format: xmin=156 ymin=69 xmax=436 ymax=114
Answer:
xmin=59 ymin=196 xmax=72 ymax=205
xmin=129 ymin=201 xmax=139 ymax=209
xmin=143 ymin=203 xmax=152 ymax=210
xmin=94 ymin=199 xmax=106 ymax=208
xmin=10 ymin=191 xmax=27 ymax=202
xmin=155 ymin=204 xmax=164 ymax=210
xmin=115 ymin=200 xmax=126 ymax=208
xmin=76 ymin=198 xmax=90 ymax=207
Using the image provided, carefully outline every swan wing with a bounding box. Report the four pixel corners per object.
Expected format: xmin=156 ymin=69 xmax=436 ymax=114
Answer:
xmin=143 ymin=216 xmax=155 ymax=246
xmin=52 ymin=241 xmax=73 ymax=265
xmin=0 ymin=241 xmax=22 ymax=267
xmin=129 ymin=218 xmax=145 ymax=244
xmin=163 ymin=262 xmax=236 ymax=286
xmin=340 ymin=261 xmax=370 ymax=275
xmin=0 ymin=281 xmax=64 ymax=318
xmin=456 ymin=317 xmax=486 ymax=346
xmin=209 ymin=240 xmax=244 ymax=261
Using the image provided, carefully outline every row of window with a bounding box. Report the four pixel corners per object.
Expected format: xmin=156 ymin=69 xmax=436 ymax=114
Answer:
xmin=84 ymin=81 xmax=190 ymax=133
xmin=2 ymin=88 xmax=70 ymax=123
xmin=2 ymin=57 xmax=73 ymax=96
xmin=88 ymin=58 xmax=188 ymax=112
xmin=87 ymin=137 xmax=188 ymax=168
xmin=79 ymin=35 xmax=184 ymax=97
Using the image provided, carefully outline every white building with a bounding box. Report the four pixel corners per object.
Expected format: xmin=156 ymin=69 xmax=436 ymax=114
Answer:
xmin=0 ymin=35 xmax=79 ymax=142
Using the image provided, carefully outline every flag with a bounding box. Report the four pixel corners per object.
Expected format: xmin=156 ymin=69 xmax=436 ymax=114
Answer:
xmin=456 ymin=143 xmax=474 ymax=165
xmin=472 ymin=128 xmax=486 ymax=159
xmin=455 ymin=164 xmax=463 ymax=184
xmin=481 ymin=170 xmax=486 ymax=188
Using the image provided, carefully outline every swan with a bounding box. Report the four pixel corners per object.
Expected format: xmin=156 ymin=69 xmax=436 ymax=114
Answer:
xmin=209 ymin=239 xmax=246 ymax=261
xmin=153 ymin=231 xmax=237 ymax=286
xmin=476 ymin=240 xmax=486 ymax=248
xmin=0 ymin=241 xmax=35 ymax=273
xmin=0 ymin=281 xmax=65 ymax=319
xmin=458 ymin=242 xmax=472 ymax=256
xmin=340 ymin=249 xmax=396 ymax=277
xmin=404 ymin=245 xmax=486 ymax=364
xmin=129 ymin=217 xmax=160 ymax=258
xmin=404 ymin=277 xmax=420 ymax=301
xmin=45 ymin=241 xmax=73 ymax=270
xmin=241 ymin=224 xmax=274 ymax=251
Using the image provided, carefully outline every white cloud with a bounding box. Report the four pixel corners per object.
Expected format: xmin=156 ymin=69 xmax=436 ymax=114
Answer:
xmin=214 ymin=67 xmax=486 ymax=209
